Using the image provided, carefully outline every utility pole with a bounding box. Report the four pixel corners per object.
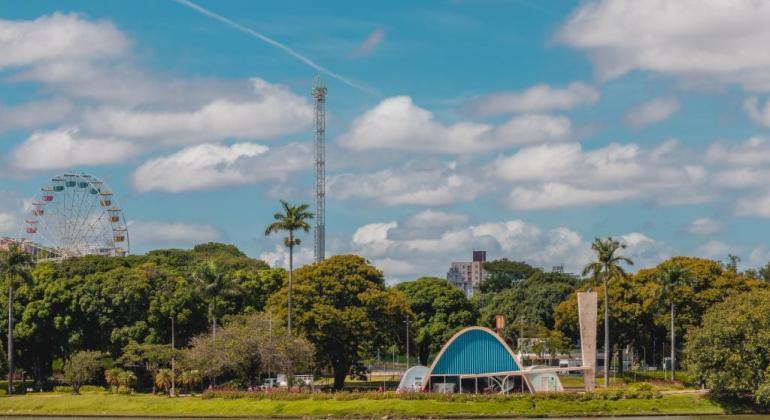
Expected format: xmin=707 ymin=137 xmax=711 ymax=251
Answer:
xmin=170 ymin=316 xmax=175 ymax=397
xmin=312 ymin=75 xmax=326 ymax=263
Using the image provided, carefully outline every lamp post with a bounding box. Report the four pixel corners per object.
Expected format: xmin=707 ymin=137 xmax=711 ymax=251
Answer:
xmin=404 ymin=320 xmax=410 ymax=369
xmin=170 ymin=316 xmax=175 ymax=397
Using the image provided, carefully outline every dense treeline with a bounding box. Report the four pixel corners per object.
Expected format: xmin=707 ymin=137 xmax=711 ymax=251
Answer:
xmin=5 ymin=243 xmax=284 ymax=387
xmin=3 ymin=239 xmax=770 ymax=397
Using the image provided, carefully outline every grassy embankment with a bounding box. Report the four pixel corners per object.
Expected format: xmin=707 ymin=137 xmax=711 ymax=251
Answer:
xmin=0 ymin=392 xmax=733 ymax=418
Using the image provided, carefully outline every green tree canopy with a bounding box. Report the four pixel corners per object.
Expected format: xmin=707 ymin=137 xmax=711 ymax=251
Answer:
xmin=394 ymin=277 xmax=477 ymax=365
xmin=685 ymin=289 xmax=770 ymax=403
xmin=479 ymin=271 xmax=581 ymax=343
xmin=481 ymin=259 xmax=539 ymax=293
xmin=555 ymin=256 xmax=764 ymax=368
xmin=268 ymin=255 xmax=411 ymax=390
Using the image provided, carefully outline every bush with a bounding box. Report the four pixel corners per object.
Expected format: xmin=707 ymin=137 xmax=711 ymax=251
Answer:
xmin=63 ymin=351 xmax=104 ymax=394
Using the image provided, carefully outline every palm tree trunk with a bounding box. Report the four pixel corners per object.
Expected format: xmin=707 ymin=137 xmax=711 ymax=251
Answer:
xmin=288 ymin=234 xmax=294 ymax=333
xmin=7 ymin=284 xmax=13 ymax=395
xmin=670 ymin=300 xmax=676 ymax=382
xmin=603 ymin=276 xmax=609 ymax=388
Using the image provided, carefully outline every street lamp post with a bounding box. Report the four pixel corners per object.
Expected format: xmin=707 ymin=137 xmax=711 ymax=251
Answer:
xmin=170 ymin=316 xmax=175 ymax=397
xmin=404 ymin=320 xmax=410 ymax=369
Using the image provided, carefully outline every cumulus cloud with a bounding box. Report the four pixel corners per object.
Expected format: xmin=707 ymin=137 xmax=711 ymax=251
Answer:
xmin=619 ymin=232 xmax=671 ymax=268
xmin=744 ymin=97 xmax=770 ymax=127
xmin=404 ymin=209 xmax=469 ymax=228
xmin=131 ymin=142 xmax=311 ymax=193
xmin=350 ymin=28 xmax=385 ymax=58
xmin=328 ymin=160 xmax=485 ymax=206
xmin=708 ymin=138 xmax=770 ymax=190
xmin=0 ymin=191 xmax=27 ymax=236
xmin=624 ymin=97 xmax=680 ymax=127
xmin=0 ymin=13 xmax=128 ymax=69
xmin=734 ymin=193 xmax=770 ymax=218
xmin=346 ymin=212 xmax=663 ymax=280
xmin=84 ymin=79 xmax=313 ymax=145
xmin=507 ymin=183 xmax=635 ymax=210
xmin=10 ymin=127 xmax=138 ymax=171
xmin=491 ymin=140 xmax=707 ymax=209
xmin=259 ymin=243 xmax=314 ymax=270
xmin=686 ymin=217 xmax=724 ymax=235
xmin=557 ymin=0 xmax=770 ymax=91
xmin=128 ymin=220 xmax=221 ymax=245
xmin=460 ymin=82 xmax=600 ymax=117
xmin=0 ymin=99 xmax=74 ymax=132
xmin=338 ymin=96 xmax=570 ymax=154
xmin=696 ymin=240 xmax=730 ymax=259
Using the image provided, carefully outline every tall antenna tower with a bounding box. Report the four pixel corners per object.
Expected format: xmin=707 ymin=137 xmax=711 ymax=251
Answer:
xmin=312 ymin=74 xmax=326 ymax=263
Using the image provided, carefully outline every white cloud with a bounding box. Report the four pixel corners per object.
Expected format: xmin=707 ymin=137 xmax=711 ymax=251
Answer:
xmin=507 ymin=183 xmax=635 ymax=210
xmin=491 ymin=141 xmax=706 ymax=209
xmin=10 ymin=127 xmax=137 ymax=171
xmin=131 ymin=142 xmax=311 ymax=193
xmin=128 ymin=220 xmax=221 ymax=245
xmin=557 ymin=0 xmax=770 ymax=91
xmin=350 ymin=28 xmax=385 ymax=58
xmin=0 ymin=99 xmax=74 ymax=131
xmin=84 ymin=79 xmax=313 ymax=145
xmin=708 ymin=138 xmax=770 ymax=189
xmin=460 ymin=82 xmax=600 ymax=116
xmin=686 ymin=217 xmax=724 ymax=235
xmin=744 ymin=97 xmax=770 ymax=127
xmin=734 ymin=193 xmax=770 ymax=218
xmin=259 ymin=243 xmax=314 ymax=270
xmin=328 ymin=160 xmax=484 ymax=206
xmin=624 ymin=97 xmax=680 ymax=127
xmin=696 ymin=240 xmax=730 ymax=259
xmin=346 ymin=213 xmax=665 ymax=280
xmin=0 ymin=13 xmax=128 ymax=69
xmin=405 ymin=209 xmax=468 ymax=228
xmin=338 ymin=96 xmax=570 ymax=154
xmin=706 ymin=137 xmax=770 ymax=166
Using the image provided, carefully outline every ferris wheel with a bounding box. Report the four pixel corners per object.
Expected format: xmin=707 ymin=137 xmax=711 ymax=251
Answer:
xmin=21 ymin=173 xmax=129 ymax=259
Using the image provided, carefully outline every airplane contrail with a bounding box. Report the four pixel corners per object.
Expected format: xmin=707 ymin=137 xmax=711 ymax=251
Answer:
xmin=172 ymin=0 xmax=379 ymax=96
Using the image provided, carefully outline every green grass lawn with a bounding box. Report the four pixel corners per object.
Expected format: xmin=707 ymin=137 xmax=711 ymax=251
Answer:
xmin=0 ymin=392 xmax=732 ymax=418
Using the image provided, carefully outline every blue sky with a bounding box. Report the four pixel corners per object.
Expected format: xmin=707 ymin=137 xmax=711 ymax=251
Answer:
xmin=3 ymin=0 xmax=770 ymax=281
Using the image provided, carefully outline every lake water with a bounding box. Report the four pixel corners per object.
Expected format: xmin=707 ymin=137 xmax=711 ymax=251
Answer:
xmin=1 ymin=417 xmax=768 ymax=419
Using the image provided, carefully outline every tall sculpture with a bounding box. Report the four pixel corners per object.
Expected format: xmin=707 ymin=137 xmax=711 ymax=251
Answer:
xmin=577 ymin=291 xmax=598 ymax=392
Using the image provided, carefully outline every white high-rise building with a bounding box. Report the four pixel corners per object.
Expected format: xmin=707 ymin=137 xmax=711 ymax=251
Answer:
xmin=447 ymin=251 xmax=486 ymax=297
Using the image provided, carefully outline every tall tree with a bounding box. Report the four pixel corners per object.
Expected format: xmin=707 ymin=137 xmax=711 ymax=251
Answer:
xmin=395 ymin=277 xmax=477 ymax=365
xmin=582 ymin=237 xmax=633 ymax=388
xmin=656 ymin=264 xmax=690 ymax=382
xmin=0 ymin=244 xmax=33 ymax=394
xmin=264 ymin=200 xmax=313 ymax=331
xmin=268 ymin=255 xmax=410 ymax=390
xmin=191 ymin=261 xmax=239 ymax=339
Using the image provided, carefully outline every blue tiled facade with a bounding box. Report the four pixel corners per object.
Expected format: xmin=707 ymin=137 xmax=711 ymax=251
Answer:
xmin=431 ymin=328 xmax=520 ymax=375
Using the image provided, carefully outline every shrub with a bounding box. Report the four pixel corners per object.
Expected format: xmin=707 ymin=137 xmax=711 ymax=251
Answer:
xmin=63 ymin=351 xmax=104 ymax=394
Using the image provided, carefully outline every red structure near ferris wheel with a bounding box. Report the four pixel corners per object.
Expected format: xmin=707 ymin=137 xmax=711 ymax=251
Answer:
xmin=21 ymin=172 xmax=129 ymax=260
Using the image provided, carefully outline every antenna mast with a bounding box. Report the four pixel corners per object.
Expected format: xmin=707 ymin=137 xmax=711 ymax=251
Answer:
xmin=312 ymin=75 xmax=326 ymax=263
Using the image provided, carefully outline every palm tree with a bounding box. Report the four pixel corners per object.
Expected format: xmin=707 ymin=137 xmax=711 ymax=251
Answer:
xmin=154 ymin=368 xmax=173 ymax=395
xmin=179 ymin=369 xmax=202 ymax=394
xmin=0 ymin=243 xmax=33 ymax=395
xmin=657 ymin=264 xmax=690 ymax=382
xmin=582 ymin=237 xmax=633 ymax=388
xmin=264 ymin=200 xmax=313 ymax=331
xmin=191 ymin=260 xmax=239 ymax=339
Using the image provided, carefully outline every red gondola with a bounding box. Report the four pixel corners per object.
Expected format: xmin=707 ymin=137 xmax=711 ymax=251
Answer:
xmin=43 ymin=195 xmax=54 ymax=202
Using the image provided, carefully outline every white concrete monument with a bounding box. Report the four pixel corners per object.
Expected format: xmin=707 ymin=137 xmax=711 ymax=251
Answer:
xmin=577 ymin=291 xmax=598 ymax=392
